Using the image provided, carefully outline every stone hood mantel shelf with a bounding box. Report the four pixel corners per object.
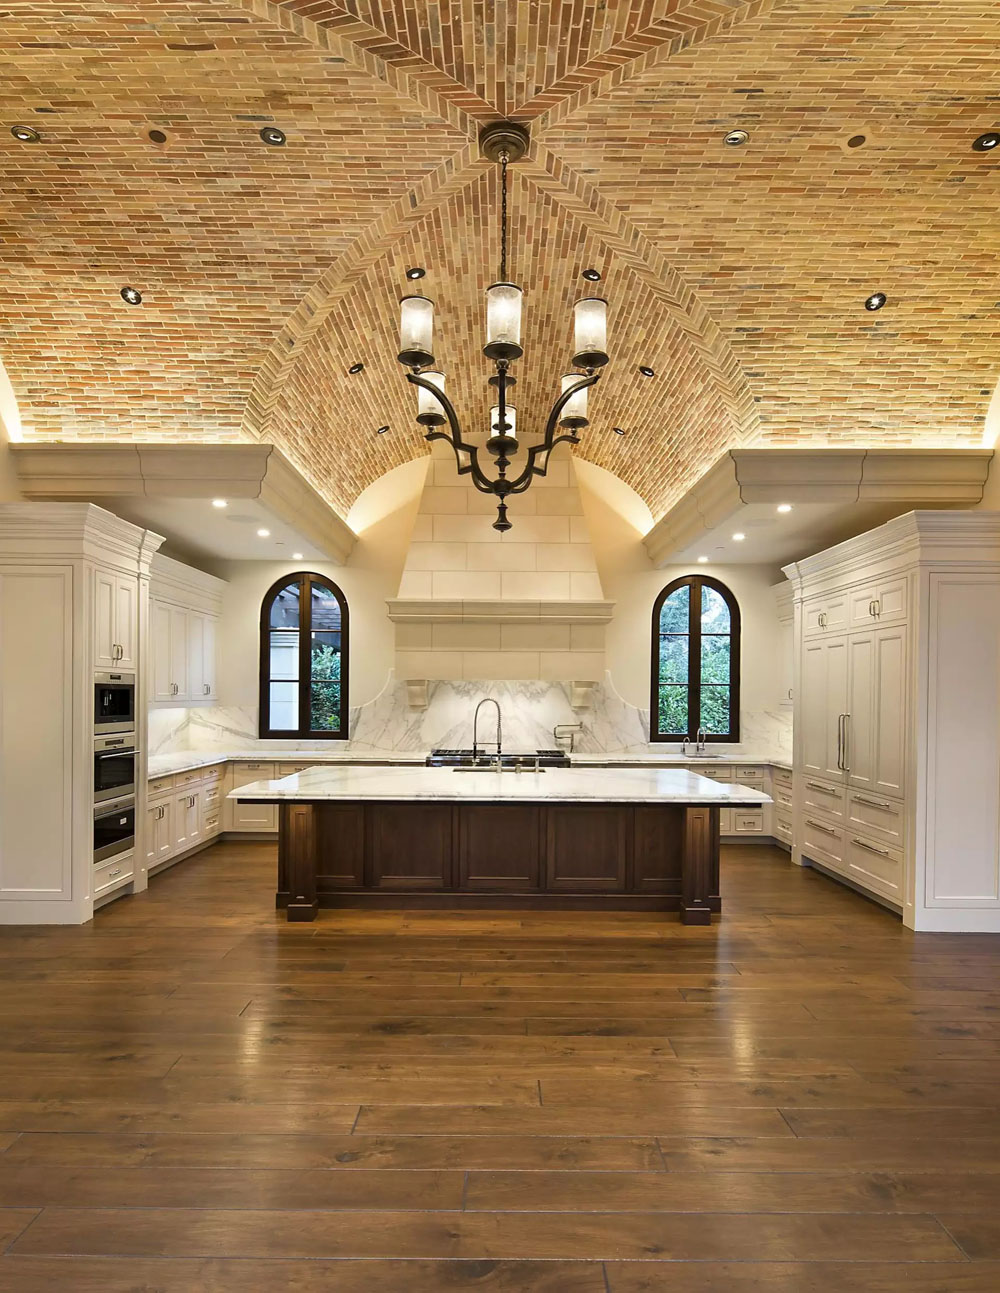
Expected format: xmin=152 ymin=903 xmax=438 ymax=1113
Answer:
xmin=385 ymin=598 xmax=615 ymax=625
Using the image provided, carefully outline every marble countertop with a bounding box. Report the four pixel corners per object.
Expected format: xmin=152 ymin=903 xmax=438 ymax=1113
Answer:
xmin=149 ymin=748 xmax=791 ymax=778
xmin=229 ymin=763 xmax=774 ymax=806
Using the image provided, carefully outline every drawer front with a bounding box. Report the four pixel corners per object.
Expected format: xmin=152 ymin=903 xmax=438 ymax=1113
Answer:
xmin=233 ymin=762 xmax=276 ymax=787
xmin=203 ymin=811 xmax=221 ymax=836
xmin=148 ymin=774 xmax=174 ymax=799
xmin=773 ymin=784 xmax=793 ymax=813
xmin=848 ymin=791 xmax=904 ymax=849
xmin=801 ymin=776 xmax=846 ymax=822
xmin=286 ymin=763 xmax=318 ymax=775
xmin=802 ymin=815 xmax=846 ymax=870
xmin=695 ymin=766 xmax=732 ymax=782
xmin=734 ymin=765 xmax=766 ymax=783
xmin=774 ymin=811 xmax=792 ymax=843
xmin=770 ymin=767 xmax=793 ymax=791
xmin=94 ymin=853 xmax=134 ymax=896
xmin=846 ymin=833 xmax=903 ymax=902
xmin=177 ymin=768 xmax=206 ymax=788
xmin=733 ymin=809 xmax=765 ymax=834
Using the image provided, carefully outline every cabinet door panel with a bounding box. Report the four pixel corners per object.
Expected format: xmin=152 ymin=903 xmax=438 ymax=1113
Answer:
xmin=151 ymin=601 xmax=173 ymax=702
xmin=458 ymin=804 xmax=540 ymax=890
xmin=94 ymin=570 xmax=117 ymax=669
xmin=800 ymin=637 xmax=847 ymax=780
xmin=632 ymin=806 xmax=683 ymax=893
xmin=545 ymin=805 xmax=628 ymax=891
xmin=202 ymin=616 xmax=217 ymax=700
xmin=169 ymin=607 xmax=189 ymax=700
xmin=115 ymin=576 xmax=137 ymax=670
xmin=368 ymin=803 xmax=452 ymax=890
xmin=874 ymin=625 xmax=906 ymax=797
xmin=314 ymin=804 xmax=365 ymax=889
xmin=847 ymin=632 xmax=875 ymax=792
xmin=823 ymin=637 xmax=849 ymax=780
xmin=187 ymin=613 xmax=206 ymax=701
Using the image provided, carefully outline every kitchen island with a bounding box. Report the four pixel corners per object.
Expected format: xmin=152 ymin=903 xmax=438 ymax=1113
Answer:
xmin=233 ymin=764 xmax=770 ymax=925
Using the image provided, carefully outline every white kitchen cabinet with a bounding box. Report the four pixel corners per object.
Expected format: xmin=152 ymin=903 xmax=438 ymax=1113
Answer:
xmin=800 ymin=635 xmax=848 ymax=780
xmin=802 ymin=591 xmax=848 ymax=638
xmin=187 ymin=612 xmax=218 ymax=702
xmin=145 ymin=797 xmax=175 ymax=869
xmin=846 ymin=626 xmax=906 ymax=798
xmin=229 ymin=762 xmax=278 ymax=832
xmin=95 ymin=570 xmax=138 ymax=670
xmin=173 ymin=788 xmax=201 ymax=854
xmin=149 ymin=554 xmax=225 ymax=707
xmin=151 ymin=601 xmax=189 ymax=702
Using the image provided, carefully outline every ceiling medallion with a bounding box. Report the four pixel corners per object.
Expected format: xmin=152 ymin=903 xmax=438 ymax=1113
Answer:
xmin=396 ymin=121 xmax=609 ymax=533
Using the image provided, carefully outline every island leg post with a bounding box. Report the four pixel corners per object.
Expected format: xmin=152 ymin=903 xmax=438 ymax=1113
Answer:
xmin=681 ymin=805 xmax=717 ymax=925
xmin=283 ymin=803 xmax=318 ymax=922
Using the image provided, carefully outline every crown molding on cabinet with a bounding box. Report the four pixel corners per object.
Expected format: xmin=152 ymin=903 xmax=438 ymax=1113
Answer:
xmin=151 ymin=551 xmax=226 ymax=616
xmin=643 ymin=448 xmax=994 ymax=567
xmin=10 ymin=442 xmax=356 ymax=565
xmin=0 ymin=501 xmax=164 ymax=573
xmin=386 ymin=598 xmax=616 ymax=625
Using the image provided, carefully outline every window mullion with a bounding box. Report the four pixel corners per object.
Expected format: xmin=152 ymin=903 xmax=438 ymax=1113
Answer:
xmin=688 ymin=578 xmax=700 ymax=740
xmin=299 ymin=574 xmax=311 ymax=738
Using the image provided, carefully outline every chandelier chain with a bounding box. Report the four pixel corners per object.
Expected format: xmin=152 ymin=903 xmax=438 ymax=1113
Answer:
xmin=499 ymin=150 xmax=509 ymax=283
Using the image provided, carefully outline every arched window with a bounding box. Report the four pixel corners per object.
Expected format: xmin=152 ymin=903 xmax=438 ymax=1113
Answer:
xmin=651 ymin=575 xmax=740 ymax=742
xmin=259 ymin=573 xmax=349 ymax=739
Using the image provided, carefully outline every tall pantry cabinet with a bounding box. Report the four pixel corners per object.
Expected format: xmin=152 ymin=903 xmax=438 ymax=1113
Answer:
xmin=783 ymin=512 xmax=1000 ymax=932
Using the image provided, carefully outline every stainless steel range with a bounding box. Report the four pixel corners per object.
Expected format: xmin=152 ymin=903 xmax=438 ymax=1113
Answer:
xmin=426 ymin=748 xmax=571 ymax=769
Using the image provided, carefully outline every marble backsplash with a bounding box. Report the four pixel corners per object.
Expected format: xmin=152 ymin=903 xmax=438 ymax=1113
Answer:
xmin=148 ymin=674 xmax=793 ymax=760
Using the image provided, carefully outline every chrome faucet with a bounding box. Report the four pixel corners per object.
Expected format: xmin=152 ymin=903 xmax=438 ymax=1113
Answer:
xmin=696 ymin=726 xmax=707 ymax=754
xmin=472 ymin=697 xmax=502 ymax=766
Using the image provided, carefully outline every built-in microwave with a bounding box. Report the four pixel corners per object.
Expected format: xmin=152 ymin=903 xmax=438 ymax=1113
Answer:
xmin=95 ymin=672 xmax=135 ymax=734
xmin=93 ymin=795 xmax=135 ymax=864
xmin=94 ymin=733 xmax=137 ymax=803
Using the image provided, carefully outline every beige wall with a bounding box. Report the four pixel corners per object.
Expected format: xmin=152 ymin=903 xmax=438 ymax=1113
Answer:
xmin=576 ymin=459 xmax=789 ymax=718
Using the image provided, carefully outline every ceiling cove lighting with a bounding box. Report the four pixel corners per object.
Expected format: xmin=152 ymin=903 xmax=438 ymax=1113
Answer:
xmin=211 ymin=499 xmax=227 ymax=509
xmin=259 ymin=125 xmax=286 ymax=147
xmin=972 ymin=132 xmax=1000 ymax=152
xmin=10 ymin=124 xmax=40 ymax=143
xmin=777 ymin=503 xmax=793 ymax=514
xmin=697 ymin=555 xmax=709 ymax=564
xmin=396 ymin=121 xmax=609 ymax=533
xmin=864 ymin=292 xmax=887 ymax=311
xmin=120 ymin=286 xmax=143 ymax=305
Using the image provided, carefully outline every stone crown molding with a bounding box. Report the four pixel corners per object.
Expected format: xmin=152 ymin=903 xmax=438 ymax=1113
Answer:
xmin=11 ymin=442 xmax=356 ymax=566
xmin=643 ymin=448 xmax=995 ymax=567
xmin=387 ymin=598 xmax=616 ymax=625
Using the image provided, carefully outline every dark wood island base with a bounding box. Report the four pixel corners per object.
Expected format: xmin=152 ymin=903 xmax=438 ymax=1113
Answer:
xmin=277 ymin=801 xmax=720 ymax=925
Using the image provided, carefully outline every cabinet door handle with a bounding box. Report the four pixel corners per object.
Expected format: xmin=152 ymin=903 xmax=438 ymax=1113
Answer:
xmin=854 ymin=794 xmax=892 ymax=811
xmin=843 ymin=713 xmax=851 ymax=773
xmin=806 ymin=781 xmax=839 ymax=795
xmin=807 ymin=819 xmax=838 ymax=836
xmin=818 ymin=611 xmax=827 ymax=628
xmin=852 ymin=837 xmax=891 ymax=857
xmin=203 ymin=683 xmax=211 ymax=695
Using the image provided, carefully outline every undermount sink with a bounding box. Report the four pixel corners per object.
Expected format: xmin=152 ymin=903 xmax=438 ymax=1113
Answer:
xmin=686 ymin=752 xmax=721 ymax=759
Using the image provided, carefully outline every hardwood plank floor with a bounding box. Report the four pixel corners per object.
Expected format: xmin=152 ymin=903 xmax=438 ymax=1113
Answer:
xmin=0 ymin=838 xmax=998 ymax=1290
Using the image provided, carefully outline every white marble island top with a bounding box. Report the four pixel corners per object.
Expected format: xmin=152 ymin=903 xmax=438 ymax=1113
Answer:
xmin=229 ymin=763 xmax=773 ymax=806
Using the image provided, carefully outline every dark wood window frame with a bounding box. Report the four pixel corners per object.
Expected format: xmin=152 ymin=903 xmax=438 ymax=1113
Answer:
xmin=259 ymin=572 xmax=350 ymax=741
xmin=650 ymin=574 xmax=741 ymax=743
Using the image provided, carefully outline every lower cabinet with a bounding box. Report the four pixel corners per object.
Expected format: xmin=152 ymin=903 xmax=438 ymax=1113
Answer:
xmin=228 ymin=762 xmax=278 ymax=833
xmin=546 ymin=804 xmax=628 ymax=891
xmin=94 ymin=852 xmax=134 ymax=900
xmin=146 ymin=763 xmax=224 ymax=874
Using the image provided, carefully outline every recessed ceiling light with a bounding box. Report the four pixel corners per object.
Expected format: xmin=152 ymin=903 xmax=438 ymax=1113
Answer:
xmin=638 ymin=365 xmax=655 ymax=378
xmin=972 ymin=131 xmax=1000 ymax=152
xmin=697 ymin=555 xmax=709 ymax=564
xmin=847 ymin=134 xmax=866 ymax=148
xmin=120 ymin=286 xmax=142 ymax=305
xmin=292 ymin=552 xmax=303 ymax=560
xmin=348 ymin=362 xmax=364 ymax=374
xmin=211 ymin=498 xmax=227 ymax=509
xmin=732 ymin=532 xmax=745 ymax=542
xmin=582 ymin=268 xmax=602 ymax=282
xmin=376 ymin=425 xmax=390 ymax=435
xmin=405 ymin=267 xmax=425 ymax=280
xmin=10 ymin=124 xmax=40 ymax=143
xmin=259 ymin=125 xmax=286 ymax=147
xmin=148 ymin=128 xmax=168 ymax=145
xmin=724 ymin=129 xmax=749 ymax=147
xmin=776 ymin=503 xmax=793 ymax=514
xmin=864 ymin=292 xmax=887 ymax=311
xmin=256 ymin=528 xmax=271 ymax=538
xmin=612 ymin=426 xmax=626 ymax=436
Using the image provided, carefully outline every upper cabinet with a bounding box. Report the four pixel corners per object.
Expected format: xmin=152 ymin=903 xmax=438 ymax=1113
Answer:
xmin=149 ymin=555 xmax=226 ymax=707
xmin=95 ymin=570 xmax=138 ymax=671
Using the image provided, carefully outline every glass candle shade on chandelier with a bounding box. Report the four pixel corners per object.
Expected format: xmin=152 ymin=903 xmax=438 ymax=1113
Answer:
xmin=396 ymin=122 xmax=610 ymax=532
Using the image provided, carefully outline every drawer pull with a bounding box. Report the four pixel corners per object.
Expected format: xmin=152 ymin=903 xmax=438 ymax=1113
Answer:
xmin=853 ymin=794 xmax=893 ymax=811
xmin=806 ymin=819 xmax=837 ymax=836
xmin=806 ymin=782 xmax=840 ymax=796
xmin=852 ymin=837 xmax=891 ymax=857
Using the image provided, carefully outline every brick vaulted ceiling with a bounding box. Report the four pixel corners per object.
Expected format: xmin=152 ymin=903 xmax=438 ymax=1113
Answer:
xmin=1 ymin=1 xmax=997 ymax=522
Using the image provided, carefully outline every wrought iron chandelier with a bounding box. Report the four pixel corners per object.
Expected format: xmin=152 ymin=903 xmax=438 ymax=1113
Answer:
xmin=396 ymin=122 xmax=610 ymax=532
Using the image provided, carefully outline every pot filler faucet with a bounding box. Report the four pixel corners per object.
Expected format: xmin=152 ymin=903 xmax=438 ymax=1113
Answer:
xmin=472 ymin=697 xmax=502 ymax=763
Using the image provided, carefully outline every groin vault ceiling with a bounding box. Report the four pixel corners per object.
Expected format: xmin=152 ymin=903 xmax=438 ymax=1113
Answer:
xmin=1 ymin=1 xmax=997 ymax=522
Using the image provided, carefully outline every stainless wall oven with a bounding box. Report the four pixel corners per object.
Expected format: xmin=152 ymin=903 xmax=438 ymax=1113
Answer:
xmin=94 ymin=672 xmax=135 ymax=734
xmin=94 ymin=733 xmax=137 ymax=803
xmin=94 ymin=796 xmax=135 ymax=864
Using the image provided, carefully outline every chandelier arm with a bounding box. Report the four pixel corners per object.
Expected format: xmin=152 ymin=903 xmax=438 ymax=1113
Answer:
xmin=503 ymin=373 xmax=601 ymax=493
xmin=405 ymin=372 xmax=495 ymax=494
